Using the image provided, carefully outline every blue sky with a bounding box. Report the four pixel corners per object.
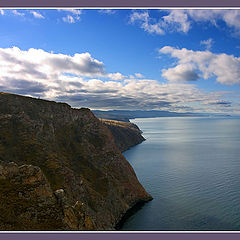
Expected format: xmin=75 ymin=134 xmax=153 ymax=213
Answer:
xmin=0 ymin=8 xmax=240 ymax=114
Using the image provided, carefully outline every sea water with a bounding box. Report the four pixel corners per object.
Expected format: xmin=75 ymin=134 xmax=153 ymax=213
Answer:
xmin=121 ymin=117 xmax=240 ymax=230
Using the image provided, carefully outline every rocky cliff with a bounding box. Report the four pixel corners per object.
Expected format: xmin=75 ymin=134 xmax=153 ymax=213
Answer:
xmin=102 ymin=119 xmax=145 ymax=152
xmin=0 ymin=92 xmax=152 ymax=230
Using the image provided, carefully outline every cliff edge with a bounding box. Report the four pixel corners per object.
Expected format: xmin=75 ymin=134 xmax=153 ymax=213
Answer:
xmin=102 ymin=119 xmax=145 ymax=152
xmin=0 ymin=92 xmax=152 ymax=230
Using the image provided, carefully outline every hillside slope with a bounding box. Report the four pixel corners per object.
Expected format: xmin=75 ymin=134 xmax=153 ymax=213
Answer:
xmin=0 ymin=92 xmax=152 ymax=230
xmin=102 ymin=119 xmax=145 ymax=152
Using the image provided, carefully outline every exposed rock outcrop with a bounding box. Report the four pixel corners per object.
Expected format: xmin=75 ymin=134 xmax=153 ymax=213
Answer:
xmin=0 ymin=161 xmax=65 ymax=230
xmin=0 ymin=92 xmax=152 ymax=230
xmin=102 ymin=119 xmax=145 ymax=152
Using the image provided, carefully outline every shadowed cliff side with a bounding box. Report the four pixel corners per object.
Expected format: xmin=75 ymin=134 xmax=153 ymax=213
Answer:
xmin=102 ymin=119 xmax=145 ymax=152
xmin=0 ymin=92 xmax=152 ymax=230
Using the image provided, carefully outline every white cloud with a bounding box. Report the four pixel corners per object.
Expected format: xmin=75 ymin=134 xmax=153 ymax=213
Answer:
xmin=135 ymin=73 xmax=144 ymax=78
xmin=0 ymin=46 xmax=235 ymax=113
xmin=162 ymin=64 xmax=199 ymax=82
xmin=0 ymin=9 xmax=4 ymax=15
xmin=12 ymin=10 xmax=25 ymax=16
xmin=169 ymin=9 xmax=240 ymax=33
xmin=159 ymin=46 xmax=240 ymax=85
xmin=0 ymin=47 xmax=127 ymax=88
xmin=108 ymin=72 xmax=125 ymax=80
xmin=130 ymin=9 xmax=240 ymax=35
xmin=130 ymin=10 xmax=191 ymax=35
xmin=0 ymin=47 xmax=106 ymax=80
xmin=60 ymin=9 xmax=82 ymax=23
xmin=98 ymin=9 xmax=116 ymax=15
xmin=129 ymin=73 xmax=145 ymax=79
xmin=130 ymin=11 xmax=164 ymax=35
xmin=63 ymin=15 xmax=75 ymax=23
xmin=222 ymin=10 xmax=240 ymax=30
xmin=162 ymin=10 xmax=190 ymax=33
xmin=129 ymin=10 xmax=190 ymax=35
xmin=186 ymin=9 xmax=218 ymax=23
xmin=187 ymin=9 xmax=240 ymax=31
xmin=30 ymin=11 xmax=44 ymax=19
xmin=200 ymin=38 xmax=214 ymax=50
xmin=61 ymin=9 xmax=82 ymax=15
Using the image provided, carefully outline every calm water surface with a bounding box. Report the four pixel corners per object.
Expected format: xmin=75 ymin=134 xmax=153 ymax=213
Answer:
xmin=121 ymin=117 xmax=240 ymax=230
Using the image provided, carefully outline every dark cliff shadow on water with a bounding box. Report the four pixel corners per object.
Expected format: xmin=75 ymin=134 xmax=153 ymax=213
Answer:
xmin=115 ymin=200 xmax=152 ymax=230
xmin=117 ymin=195 xmax=238 ymax=231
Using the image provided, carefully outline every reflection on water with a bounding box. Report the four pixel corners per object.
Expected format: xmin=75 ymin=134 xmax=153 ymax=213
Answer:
xmin=121 ymin=117 xmax=240 ymax=230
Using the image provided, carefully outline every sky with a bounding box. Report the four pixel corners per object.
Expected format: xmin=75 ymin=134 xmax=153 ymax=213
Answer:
xmin=0 ymin=8 xmax=240 ymax=114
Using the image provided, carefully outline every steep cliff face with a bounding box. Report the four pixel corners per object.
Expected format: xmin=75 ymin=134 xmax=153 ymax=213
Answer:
xmin=0 ymin=92 xmax=151 ymax=230
xmin=0 ymin=161 xmax=66 ymax=230
xmin=102 ymin=119 xmax=145 ymax=152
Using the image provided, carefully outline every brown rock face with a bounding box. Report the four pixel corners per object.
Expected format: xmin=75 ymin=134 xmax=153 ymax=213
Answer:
xmin=0 ymin=161 xmax=65 ymax=230
xmin=102 ymin=119 xmax=145 ymax=152
xmin=0 ymin=92 xmax=152 ymax=230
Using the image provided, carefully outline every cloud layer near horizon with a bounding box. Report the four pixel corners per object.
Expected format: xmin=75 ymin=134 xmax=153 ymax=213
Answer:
xmin=0 ymin=46 xmax=236 ymax=113
xmin=0 ymin=9 xmax=239 ymax=113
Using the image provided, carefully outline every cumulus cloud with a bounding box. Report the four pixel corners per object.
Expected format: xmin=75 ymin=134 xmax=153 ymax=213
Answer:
xmin=200 ymin=38 xmax=214 ymax=50
xmin=159 ymin=46 xmax=240 ymax=85
xmin=0 ymin=47 xmax=127 ymax=89
xmin=130 ymin=9 xmax=240 ymax=35
xmin=0 ymin=47 xmax=107 ymax=83
xmin=30 ymin=11 xmax=44 ymax=19
xmin=162 ymin=64 xmax=199 ymax=82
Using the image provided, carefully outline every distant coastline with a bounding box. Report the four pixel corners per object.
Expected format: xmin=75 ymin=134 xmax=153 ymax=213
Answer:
xmin=93 ymin=110 xmax=231 ymax=122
